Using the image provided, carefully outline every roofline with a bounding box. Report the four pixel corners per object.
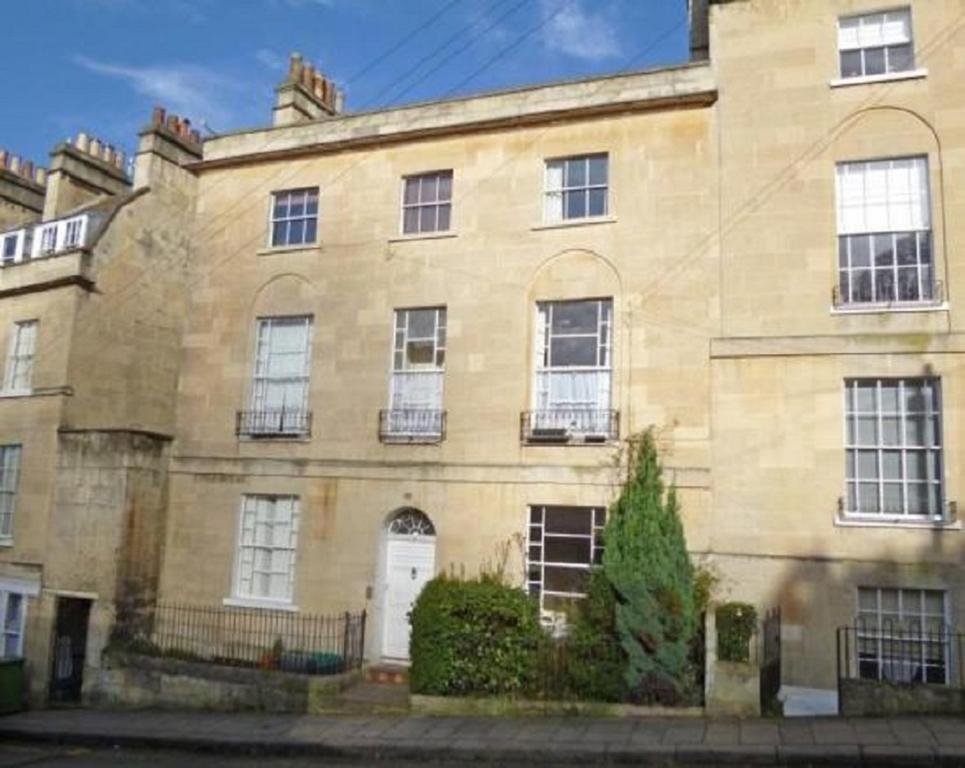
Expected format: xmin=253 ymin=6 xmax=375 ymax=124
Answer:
xmin=194 ymin=60 xmax=716 ymax=171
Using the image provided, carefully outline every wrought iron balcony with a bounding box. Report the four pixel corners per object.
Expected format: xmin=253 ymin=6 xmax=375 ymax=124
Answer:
xmin=378 ymin=409 xmax=446 ymax=444
xmin=236 ymin=408 xmax=312 ymax=438
xmin=832 ymin=280 xmax=944 ymax=310
xmin=520 ymin=409 xmax=619 ymax=445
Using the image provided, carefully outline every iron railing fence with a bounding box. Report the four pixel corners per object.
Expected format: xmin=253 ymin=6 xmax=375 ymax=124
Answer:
xmin=378 ymin=409 xmax=446 ymax=443
xmin=837 ymin=623 xmax=964 ymax=690
xmin=236 ymin=409 xmax=312 ymax=438
xmin=118 ymin=602 xmax=366 ymax=675
xmin=520 ymin=409 xmax=619 ymax=445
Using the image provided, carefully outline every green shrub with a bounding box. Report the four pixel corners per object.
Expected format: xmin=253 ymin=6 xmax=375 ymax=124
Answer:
xmin=555 ymin=570 xmax=626 ymax=702
xmin=716 ymin=602 xmax=757 ymax=662
xmin=603 ymin=429 xmax=697 ymax=703
xmin=409 ymin=575 xmax=543 ymax=697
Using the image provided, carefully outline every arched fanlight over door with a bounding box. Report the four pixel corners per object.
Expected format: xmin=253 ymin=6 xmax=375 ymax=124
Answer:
xmin=387 ymin=508 xmax=436 ymax=537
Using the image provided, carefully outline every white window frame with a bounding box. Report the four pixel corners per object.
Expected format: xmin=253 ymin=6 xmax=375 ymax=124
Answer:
xmin=232 ymin=495 xmax=300 ymax=607
xmin=844 ymin=378 xmax=944 ymax=521
xmin=836 ymin=157 xmax=934 ymax=307
xmin=0 ymin=230 xmax=27 ymax=266
xmin=247 ymin=316 xmax=313 ymax=436
xmin=526 ymin=505 xmax=606 ymax=619
xmin=530 ymin=299 xmax=613 ymax=438
xmin=30 ymin=215 xmax=88 ymax=259
xmin=4 ymin=320 xmax=37 ymax=394
xmin=856 ymin=587 xmax=950 ymax=685
xmin=837 ymin=8 xmax=915 ymax=80
xmin=543 ymin=154 xmax=609 ymax=223
xmin=0 ymin=445 xmax=22 ymax=543
xmin=400 ymin=171 xmax=453 ymax=235
xmin=385 ymin=307 xmax=446 ymax=439
xmin=268 ymin=188 xmax=319 ymax=249
xmin=0 ymin=580 xmax=38 ymax=658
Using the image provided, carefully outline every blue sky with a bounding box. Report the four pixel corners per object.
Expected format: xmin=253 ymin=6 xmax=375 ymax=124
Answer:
xmin=3 ymin=0 xmax=689 ymax=168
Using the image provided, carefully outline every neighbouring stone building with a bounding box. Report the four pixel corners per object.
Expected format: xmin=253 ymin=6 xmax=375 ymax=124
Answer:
xmin=0 ymin=113 xmax=199 ymax=703
xmin=1 ymin=0 xmax=963 ymax=711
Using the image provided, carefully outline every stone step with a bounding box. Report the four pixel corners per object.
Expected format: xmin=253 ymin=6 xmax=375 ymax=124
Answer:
xmin=364 ymin=663 xmax=409 ymax=686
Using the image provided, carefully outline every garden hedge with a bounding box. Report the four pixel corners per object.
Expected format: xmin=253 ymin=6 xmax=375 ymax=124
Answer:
xmin=409 ymin=575 xmax=544 ymax=696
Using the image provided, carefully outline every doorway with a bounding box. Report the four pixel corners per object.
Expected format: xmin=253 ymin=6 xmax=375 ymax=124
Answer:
xmin=49 ymin=597 xmax=91 ymax=704
xmin=381 ymin=509 xmax=436 ymax=661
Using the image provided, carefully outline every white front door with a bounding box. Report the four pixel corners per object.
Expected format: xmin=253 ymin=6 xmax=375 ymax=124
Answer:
xmin=382 ymin=536 xmax=435 ymax=660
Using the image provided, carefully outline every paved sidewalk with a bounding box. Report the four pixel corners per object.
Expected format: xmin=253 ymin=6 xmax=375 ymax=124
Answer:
xmin=1 ymin=709 xmax=964 ymax=765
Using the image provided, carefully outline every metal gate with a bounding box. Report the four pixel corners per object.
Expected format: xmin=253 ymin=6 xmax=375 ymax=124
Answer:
xmin=760 ymin=607 xmax=781 ymax=712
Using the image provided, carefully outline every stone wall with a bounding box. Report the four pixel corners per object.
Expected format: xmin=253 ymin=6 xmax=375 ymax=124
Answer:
xmin=86 ymin=651 xmax=355 ymax=713
xmin=840 ymin=678 xmax=965 ymax=717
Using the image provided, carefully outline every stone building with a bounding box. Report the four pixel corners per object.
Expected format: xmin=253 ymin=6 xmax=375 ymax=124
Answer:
xmin=2 ymin=0 xmax=964 ymax=711
xmin=0 ymin=113 xmax=199 ymax=703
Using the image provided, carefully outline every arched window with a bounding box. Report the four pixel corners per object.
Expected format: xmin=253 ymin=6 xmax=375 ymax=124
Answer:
xmin=387 ymin=508 xmax=436 ymax=537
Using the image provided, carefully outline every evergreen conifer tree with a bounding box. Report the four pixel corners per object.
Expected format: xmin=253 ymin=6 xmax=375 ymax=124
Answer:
xmin=602 ymin=429 xmax=696 ymax=698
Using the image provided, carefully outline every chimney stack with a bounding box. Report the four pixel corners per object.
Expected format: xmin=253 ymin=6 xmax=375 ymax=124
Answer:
xmin=689 ymin=0 xmax=711 ymax=62
xmin=132 ymin=105 xmax=202 ymax=190
xmin=43 ymin=131 xmax=132 ymax=220
xmin=0 ymin=148 xmax=47 ymax=229
xmin=273 ymin=52 xmax=344 ymax=127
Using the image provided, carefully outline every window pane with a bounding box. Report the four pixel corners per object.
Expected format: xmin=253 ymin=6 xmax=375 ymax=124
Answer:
xmin=272 ymin=222 xmax=287 ymax=247
xmin=419 ymin=206 xmax=437 ymax=232
xmin=864 ymin=47 xmax=886 ymax=75
xmin=888 ymin=43 xmax=914 ymax=72
xmin=273 ymin=194 xmax=289 ymax=218
xmin=544 ymin=566 xmax=589 ymax=594
xmin=841 ymin=50 xmax=862 ymax=77
xmin=875 ymin=269 xmax=895 ymax=301
xmin=403 ymin=208 xmax=420 ymax=234
xmin=420 ymin=175 xmax=438 ymax=204
xmin=544 ymin=537 xmax=591 ymax=564
xmin=550 ymin=337 xmax=598 ymax=367
xmin=403 ymin=178 xmax=420 ymax=205
xmin=854 ymin=270 xmax=873 ymax=302
xmin=874 ymin=234 xmax=894 ymax=266
xmin=288 ymin=193 xmax=305 ymax=218
xmin=544 ymin=506 xmax=592 ymax=535
xmin=437 ymin=173 xmax=452 ymax=201
xmin=566 ymin=158 xmax=587 ymax=188
xmin=437 ymin=204 xmax=451 ymax=232
xmin=405 ymin=340 xmax=435 ymax=366
xmin=551 ymin=301 xmax=599 ymax=334
xmin=288 ymin=219 xmax=305 ymax=245
xmin=588 ymin=155 xmax=608 ymax=185
xmin=303 ymin=218 xmax=317 ymax=244
xmin=850 ymin=237 xmax=871 ymax=267
xmin=895 ymin=233 xmax=916 ymax=265
xmin=564 ymin=190 xmax=586 ymax=219
xmin=588 ymin=188 xmax=607 ymax=217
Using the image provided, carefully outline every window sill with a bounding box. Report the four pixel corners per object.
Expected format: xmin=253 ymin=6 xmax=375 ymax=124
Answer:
xmin=0 ymin=537 xmax=12 ymax=548
xmin=830 ymin=301 xmax=949 ymax=316
xmin=238 ymin=432 xmax=312 ymax=443
xmin=256 ymin=243 xmax=321 ymax=256
xmin=830 ymin=68 xmax=928 ymax=88
xmin=531 ymin=215 xmax=617 ymax=232
xmin=835 ymin=514 xmax=960 ymax=531
xmin=0 ymin=389 xmax=33 ymax=399
xmin=222 ymin=597 xmax=299 ymax=612
xmin=387 ymin=231 xmax=458 ymax=244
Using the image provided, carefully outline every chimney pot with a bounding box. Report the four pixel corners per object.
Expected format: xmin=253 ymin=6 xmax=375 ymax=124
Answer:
xmin=190 ymin=129 xmax=201 ymax=144
xmin=76 ymin=132 xmax=91 ymax=152
xmin=9 ymin=156 xmax=21 ymax=174
xmin=90 ymin=138 xmax=102 ymax=157
xmin=21 ymin=161 xmax=33 ymax=179
xmin=103 ymin=145 xmax=115 ymax=164
xmin=0 ymin=150 xmax=7 ymax=169
xmin=113 ymin=150 xmax=125 ymax=170
xmin=289 ymin=52 xmax=303 ymax=81
xmin=152 ymin=106 xmax=166 ymax=126
xmin=180 ymin=117 xmax=191 ymax=138
xmin=34 ymin=167 xmax=47 ymax=186
xmin=166 ymin=115 xmax=179 ymax=133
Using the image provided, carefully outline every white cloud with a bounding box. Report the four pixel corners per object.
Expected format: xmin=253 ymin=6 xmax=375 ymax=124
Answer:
xmin=74 ymin=55 xmax=243 ymax=128
xmin=540 ymin=0 xmax=622 ymax=61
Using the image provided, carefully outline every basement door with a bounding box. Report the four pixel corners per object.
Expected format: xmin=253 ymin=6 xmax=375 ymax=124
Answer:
xmin=49 ymin=597 xmax=91 ymax=704
xmin=382 ymin=535 xmax=435 ymax=661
